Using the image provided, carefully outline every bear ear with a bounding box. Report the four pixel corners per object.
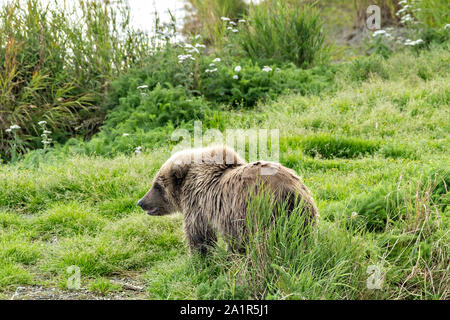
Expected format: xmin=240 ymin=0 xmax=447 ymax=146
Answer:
xmin=172 ymin=161 xmax=187 ymax=181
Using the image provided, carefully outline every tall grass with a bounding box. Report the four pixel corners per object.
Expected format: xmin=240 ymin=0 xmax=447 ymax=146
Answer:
xmin=412 ymin=0 xmax=450 ymax=28
xmin=237 ymin=1 xmax=327 ymax=67
xmin=183 ymin=0 xmax=247 ymax=46
xmin=213 ymin=190 xmax=368 ymax=299
xmin=207 ymin=172 xmax=449 ymax=299
xmin=0 ymin=0 xmax=150 ymax=161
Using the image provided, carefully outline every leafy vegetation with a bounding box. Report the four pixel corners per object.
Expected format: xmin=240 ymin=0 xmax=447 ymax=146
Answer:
xmin=0 ymin=0 xmax=151 ymax=161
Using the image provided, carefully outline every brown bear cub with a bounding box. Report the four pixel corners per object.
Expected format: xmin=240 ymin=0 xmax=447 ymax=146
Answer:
xmin=138 ymin=146 xmax=318 ymax=254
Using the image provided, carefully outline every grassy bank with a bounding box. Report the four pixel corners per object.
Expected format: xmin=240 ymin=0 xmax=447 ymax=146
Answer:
xmin=0 ymin=43 xmax=448 ymax=299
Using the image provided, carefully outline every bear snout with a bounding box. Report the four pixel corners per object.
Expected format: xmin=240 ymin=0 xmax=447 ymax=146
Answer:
xmin=137 ymin=198 xmax=145 ymax=208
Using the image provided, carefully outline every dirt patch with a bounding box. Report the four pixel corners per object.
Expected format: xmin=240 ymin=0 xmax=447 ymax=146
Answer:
xmin=8 ymin=278 xmax=147 ymax=300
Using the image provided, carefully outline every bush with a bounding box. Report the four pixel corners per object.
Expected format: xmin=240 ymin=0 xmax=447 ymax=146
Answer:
xmin=104 ymin=42 xmax=200 ymax=111
xmin=199 ymin=61 xmax=278 ymax=108
xmin=237 ymin=1 xmax=327 ymax=67
xmin=199 ymin=61 xmax=336 ymax=108
xmin=75 ymin=85 xmax=211 ymax=156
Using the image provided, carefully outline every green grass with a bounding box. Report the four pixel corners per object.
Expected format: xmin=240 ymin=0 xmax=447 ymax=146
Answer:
xmin=0 ymin=45 xmax=448 ymax=299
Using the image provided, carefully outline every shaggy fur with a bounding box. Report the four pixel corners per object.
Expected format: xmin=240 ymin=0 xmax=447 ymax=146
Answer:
xmin=138 ymin=146 xmax=318 ymax=254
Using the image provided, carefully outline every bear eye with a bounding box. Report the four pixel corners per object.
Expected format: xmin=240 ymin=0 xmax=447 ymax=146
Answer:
xmin=153 ymin=183 xmax=164 ymax=192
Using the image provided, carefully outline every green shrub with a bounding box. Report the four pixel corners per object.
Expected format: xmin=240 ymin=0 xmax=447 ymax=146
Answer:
xmin=237 ymin=1 xmax=327 ymax=67
xmin=104 ymin=43 xmax=200 ymax=111
xmin=199 ymin=61 xmax=336 ymax=108
xmin=199 ymin=61 xmax=278 ymax=108
xmin=76 ymin=85 xmax=211 ymax=156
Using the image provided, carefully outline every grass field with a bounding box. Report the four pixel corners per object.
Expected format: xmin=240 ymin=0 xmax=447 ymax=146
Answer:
xmin=0 ymin=44 xmax=448 ymax=299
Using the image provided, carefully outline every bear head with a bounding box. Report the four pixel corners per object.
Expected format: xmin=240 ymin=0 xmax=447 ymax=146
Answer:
xmin=137 ymin=146 xmax=244 ymax=216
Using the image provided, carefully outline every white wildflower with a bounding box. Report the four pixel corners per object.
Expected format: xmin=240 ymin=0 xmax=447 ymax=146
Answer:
xmin=195 ymin=43 xmax=206 ymax=48
xmin=227 ymin=26 xmax=233 ymax=30
xmin=351 ymin=212 xmax=358 ymax=218
xmin=213 ymin=58 xmax=221 ymax=62
xmin=404 ymin=39 xmax=423 ymax=46
xmin=233 ymin=75 xmax=239 ymax=80
xmin=234 ymin=66 xmax=241 ymax=72
xmin=38 ymin=120 xmax=47 ymax=126
xmin=122 ymin=133 xmax=130 ymax=137
xmin=444 ymin=24 xmax=450 ymax=30
xmin=238 ymin=19 xmax=246 ymax=23
xmin=187 ymin=47 xmax=200 ymax=54
xmin=178 ymin=54 xmax=195 ymax=62
xmin=372 ymin=30 xmax=391 ymax=38
xmin=137 ymin=85 xmax=148 ymax=90
xmin=229 ymin=21 xmax=236 ymax=26
xmin=209 ymin=63 xmax=215 ymax=67
xmin=221 ymin=17 xmax=230 ymax=21
xmin=262 ymin=66 xmax=272 ymax=72
xmin=135 ymin=146 xmax=142 ymax=154
xmin=194 ymin=34 xmax=201 ymax=39
xmin=232 ymin=29 xmax=238 ymax=33
xmin=5 ymin=128 xmax=12 ymax=133
xmin=9 ymin=125 xmax=20 ymax=130
xmin=400 ymin=14 xmax=413 ymax=23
